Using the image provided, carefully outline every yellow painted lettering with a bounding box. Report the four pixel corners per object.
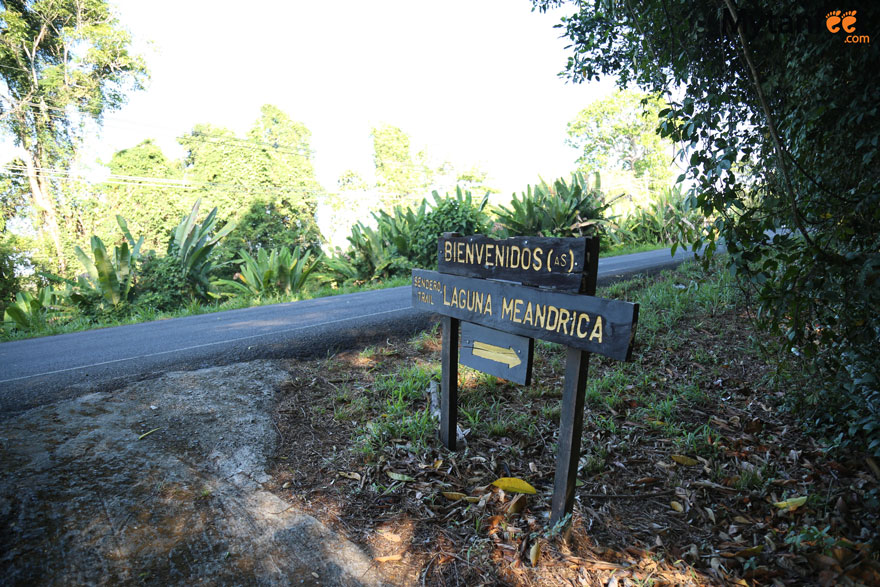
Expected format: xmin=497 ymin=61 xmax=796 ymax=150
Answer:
xmin=523 ymin=302 xmax=533 ymax=325
xmin=512 ymin=299 xmax=524 ymax=323
xmin=546 ymin=306 xmax=559 ymax=331
xmin=502 ymin=297 xmax=515 ymax=320
xmin=557 ymin=309 xmax=570 ymax=334
xmin=576 ymin=313 xmax=590 ymax=338
xmin=532 ymin=247 xmax=543 ymax=271
xmin=444 ymin=240 xmax=453 ymax=262
xmin=589 ymin=316 xmax=603 ymax=343
xmin=534 ymin=303 xmax=546 ymax=328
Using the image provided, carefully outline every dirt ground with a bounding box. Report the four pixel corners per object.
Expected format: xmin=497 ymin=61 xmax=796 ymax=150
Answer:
xmin=0 ymin=360 xmax=387 ymax=586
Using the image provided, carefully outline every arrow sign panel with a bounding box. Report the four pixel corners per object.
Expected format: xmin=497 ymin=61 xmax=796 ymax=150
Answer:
xmin=460 ymin=322 xmax=533 ymax=385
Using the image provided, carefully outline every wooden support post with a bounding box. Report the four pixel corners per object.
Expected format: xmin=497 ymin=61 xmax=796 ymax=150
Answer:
xmin=550 ymin=346 xmax=591 ymax=526
xmin=440 ymin=316 xmax=460 ymax=450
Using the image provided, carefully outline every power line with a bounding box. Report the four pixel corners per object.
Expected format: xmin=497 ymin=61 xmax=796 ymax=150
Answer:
xmin=1 ymin=165 xmax=328 ymax=196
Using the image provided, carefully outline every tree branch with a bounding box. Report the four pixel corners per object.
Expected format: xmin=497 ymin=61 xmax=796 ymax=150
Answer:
xmin=720 ymin=0 xmax=824 ymax=255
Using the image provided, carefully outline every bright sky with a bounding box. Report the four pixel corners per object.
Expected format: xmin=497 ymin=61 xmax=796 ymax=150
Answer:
xmin=8 ymin=0 xmax=616 ymax=197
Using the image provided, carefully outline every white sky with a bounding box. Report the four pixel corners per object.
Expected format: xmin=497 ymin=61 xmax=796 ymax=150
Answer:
xmin=6 ymin=0 xmax=616 ymax=197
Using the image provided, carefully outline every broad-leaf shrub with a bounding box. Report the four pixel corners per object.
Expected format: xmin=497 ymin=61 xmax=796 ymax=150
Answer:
xmin=167 ymin=199 xmax=235 ymax=300
xmin=411 ymin=188 xmax=490 ymax=269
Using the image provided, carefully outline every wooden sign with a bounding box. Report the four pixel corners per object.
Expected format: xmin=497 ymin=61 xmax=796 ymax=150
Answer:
xmin=438 ymin=235 xmax=599 ymax=294
xmin=412 ymin=269 xmax=638 ymax=362
xmin=460 ymin=322 xmax=533 ymax=385
xmin=412 ymin=234 xmax=638 ymax=528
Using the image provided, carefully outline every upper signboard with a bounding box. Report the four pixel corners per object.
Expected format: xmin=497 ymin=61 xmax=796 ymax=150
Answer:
xmin=437 ymin=234 xmax=599 ymax=294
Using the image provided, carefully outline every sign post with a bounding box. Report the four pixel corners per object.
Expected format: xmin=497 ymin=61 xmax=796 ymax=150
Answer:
xmin=412 ymin=233 xmax=638 ymax=526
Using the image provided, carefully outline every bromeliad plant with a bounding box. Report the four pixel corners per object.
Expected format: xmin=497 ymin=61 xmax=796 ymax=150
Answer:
xmin=2 ymin=287 xmax=64 ymax=331
xmin=68 ymin=215 xmax=145 ymax=312
xmin=220 ymin=246 xmax=322 ymax=298
xmin=167 ymin=199 xmax=235 ymax=300
xmin=495 ymin=172 xmax=613 ymax=239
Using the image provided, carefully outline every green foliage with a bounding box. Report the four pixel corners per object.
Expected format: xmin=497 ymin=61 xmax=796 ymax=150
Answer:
xmin=0 ymin=0 xmax=147 ymax=270
xmin=613 ymin=187 xmax=703 ymax=246
xmin=69 ymin=215 xmax=144 ymax=313
xmin=411 ymin=188 xmax=490 ymax=268
xmin=345 ymin=221 xmax=414 ymax=282
xmin=337 ymin=187 xmax=491 ymax=282
xmin=3 ymin=288 xmax=63 ymax=331
xmin=567 ymin=89 xmax=673 ymax=189
xmin=371 ymin=123 xmax=432 ymax=209
xmin=132 ymin=253 xmax=190 ymax=312
xmin=538 ymin=0 xmax=880 ymax=454
xmin=495 ymin=172 xmax=611 ymax=239
xmin=220 ymin=246 xmax=322 ymax=298
xmin=167 ymin=199 xmax=235 ymax=300
xmin=97 ymin=140 xmax=188 ymax=253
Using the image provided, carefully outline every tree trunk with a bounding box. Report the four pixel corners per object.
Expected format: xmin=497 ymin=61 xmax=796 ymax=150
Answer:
xmin=21 ymin=150 xmax=66 ymax=272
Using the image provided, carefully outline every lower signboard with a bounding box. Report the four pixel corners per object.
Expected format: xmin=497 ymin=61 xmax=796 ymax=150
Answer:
xmin=460 ymin=321 xmax=533 ymax=385
xmin=412 ymin=268 xmax=639 ymax=361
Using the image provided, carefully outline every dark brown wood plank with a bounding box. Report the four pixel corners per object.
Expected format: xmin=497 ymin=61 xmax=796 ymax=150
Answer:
xmin=412 ymin=269 xmax=638 ymax=362
xmin=440 ymin=316 xmax=460 ymax=450
xmin=437 ymin=235 xmax=598 ymax=292
xmin=550 ymin=347 xmax=591 ymax=526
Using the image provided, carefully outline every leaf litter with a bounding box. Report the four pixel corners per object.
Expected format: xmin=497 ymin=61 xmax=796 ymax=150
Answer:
xmin=269 ymin=266 xmax=879 ymax=586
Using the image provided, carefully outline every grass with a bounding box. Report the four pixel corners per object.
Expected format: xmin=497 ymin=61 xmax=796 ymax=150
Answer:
xmin=268 ymin=257 xmax=879 ymax=585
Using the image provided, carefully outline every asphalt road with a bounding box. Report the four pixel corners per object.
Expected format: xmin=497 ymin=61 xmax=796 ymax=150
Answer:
xmin=0 ymin=245 xmax=697 ymax=417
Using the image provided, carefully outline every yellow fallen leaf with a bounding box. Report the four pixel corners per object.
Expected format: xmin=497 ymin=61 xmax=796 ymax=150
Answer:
xmin=773 ymin=496 xmax=808 ymax=511
xmin=529 ymin=540 xmax=542 ymax=566
xmin=441 ymin=491 xmax=468 ymax=501
xmin=670 ymin=500 xmax=684 ymax=512
xmin=671 ymin=454 xmax=699 ymax=466
xmin=734 ymin=545 xmax=764 ymax=558
xmin=375 ymin=554 xmax=402 ymax=563
xmin=732 ymin=515 xmax=751 ymax=524
xmin=387 ymin=472 xmax=414 ymax=482
xmin=491 ymin=477 xmax=537 ymax=494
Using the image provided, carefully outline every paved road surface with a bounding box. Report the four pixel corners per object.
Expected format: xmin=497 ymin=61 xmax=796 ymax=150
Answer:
xmin=0 ymin=246 xmax=696 ymax=417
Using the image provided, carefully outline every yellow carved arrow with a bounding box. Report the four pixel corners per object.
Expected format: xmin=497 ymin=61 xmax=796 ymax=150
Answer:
xmin=472 ymin=341 xmax=521 ymax=368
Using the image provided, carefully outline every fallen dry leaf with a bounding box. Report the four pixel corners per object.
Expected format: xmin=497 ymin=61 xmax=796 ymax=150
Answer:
xmin=529 ymin=540 xmax=541 ymax=567
xmin=375 ymin=554 xmax=402 ymax=563
xmin=491 ymin=477 xmax=537 ymax=494
xmin=671 ymin=454 xmax=699 ymax=466
xmin=773 ymin=495 xmax=807 ymax=511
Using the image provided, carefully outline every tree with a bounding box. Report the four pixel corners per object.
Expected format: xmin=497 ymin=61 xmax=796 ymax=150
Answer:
xmin=97 ymin=140 xmax=187 ymax=253
xmin=0 ymin=0 xmax=147 ymax=270
xmin=370 ymin=123 xmax=431 ymax=208
xmin=567 ymin=89 xmax=672 ymax=190
xmin=178 ymin=105 xmax=324 ymax=272
xmin=534 ymin=0 xmax=879 ymax=452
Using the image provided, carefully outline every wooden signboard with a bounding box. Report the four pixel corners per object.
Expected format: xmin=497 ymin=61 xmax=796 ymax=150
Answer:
xmin=460 ymin=322 xmax=533 ymax=385
xmin=412 ymin=269 xmax=638 ymax=362
xmin=412 ymin=234 xmax=639 ymax=527
xmin=438 ymin=234 xmax=599 ymax=294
